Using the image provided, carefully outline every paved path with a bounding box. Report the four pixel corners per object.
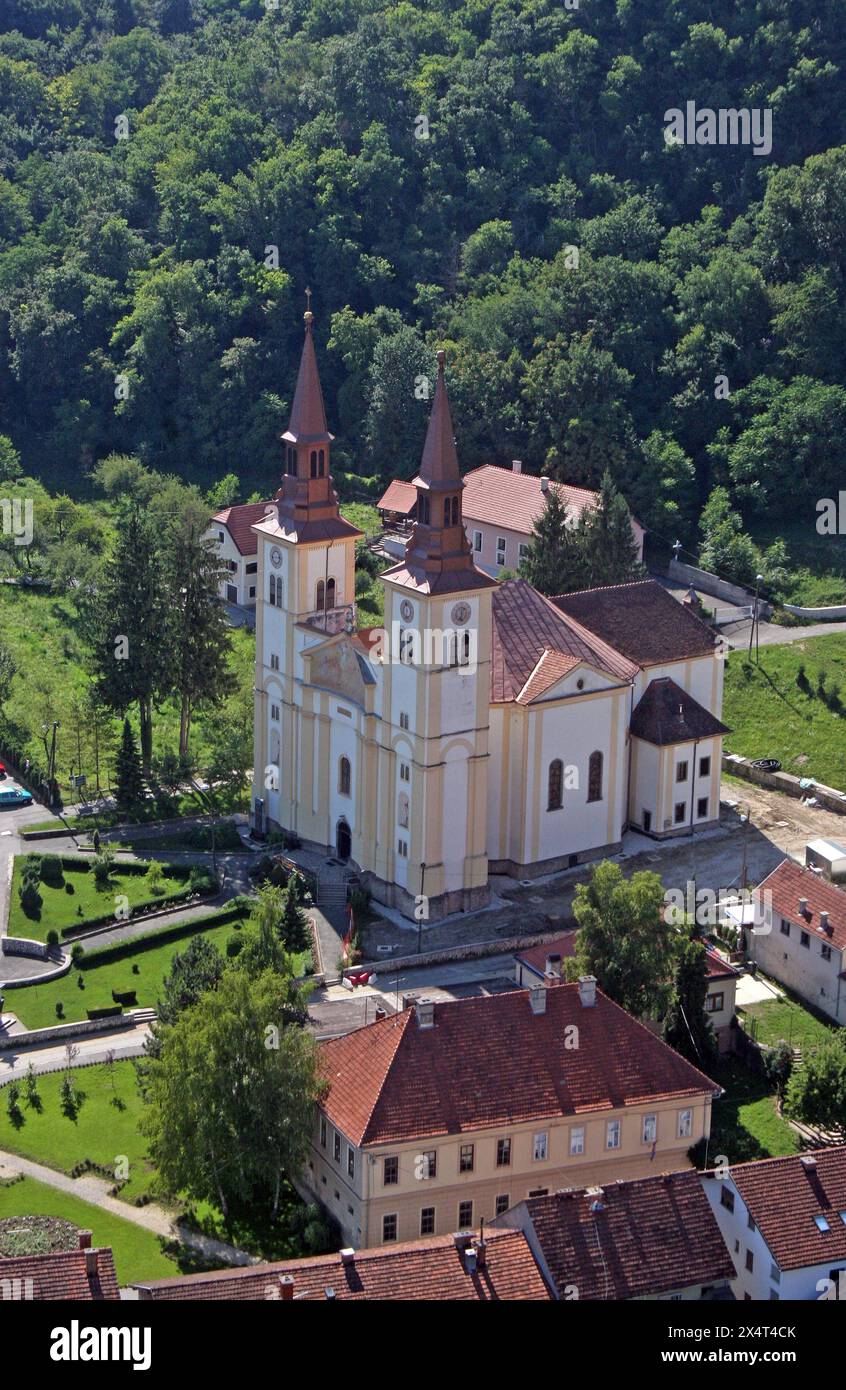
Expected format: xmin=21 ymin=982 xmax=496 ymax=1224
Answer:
xmin=0 ymin=1146 xmax=256 ymax=1268
xmin=0 ymin=1022 xmax=151 ymax=1072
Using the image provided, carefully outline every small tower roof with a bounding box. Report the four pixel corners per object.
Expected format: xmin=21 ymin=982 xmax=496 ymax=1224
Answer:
xmin=283 ymin=292 xmax=333 ymax=445
xmin=413 ymin=350 xmax=460 ymax=492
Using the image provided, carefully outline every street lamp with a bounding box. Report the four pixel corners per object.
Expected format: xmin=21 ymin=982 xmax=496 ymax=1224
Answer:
xmin=748 ymin=573 xmax=764 ymax=661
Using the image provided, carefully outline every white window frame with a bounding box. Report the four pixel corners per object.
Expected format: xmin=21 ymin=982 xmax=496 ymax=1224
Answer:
xmin=642 ymin=1114 xmax=657 ymax=1145
xmin=473 ymin=530 xmax=482 ymax=552
xmin=532 ymin=1131 xmax=548 ymax=1162
xmin=606 ymin=1120 xmax=621 ymax=1150
xmin=678 ymin=1108 xmax=693 ymax=1139
xmin=569 ymin=1125 xmax=585 ymax=1157
xmin=496 ymin=536 xmax=507 ymax=565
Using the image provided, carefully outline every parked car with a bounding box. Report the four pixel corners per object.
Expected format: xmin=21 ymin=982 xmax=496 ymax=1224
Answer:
xmin=750 ymin=758 xmax=781 ymax=772
xmin=0 ymin=786 xmax=33 ymax=808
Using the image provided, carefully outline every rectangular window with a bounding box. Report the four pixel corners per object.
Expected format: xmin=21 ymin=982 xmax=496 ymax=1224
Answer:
xmin=384 ymin=1156 xmax=398 ymax=1186
xmin=528 ymin=1188 xmax=549 ymax=1198
xmin=676 ymin=761 xmax=688 ymax=782
xmin=496 ymin=1138 xmax=511 ymax=1167
xmin=606 ymin=1120 xmax=621 ymax=1150
xmin=642 ymin=1114 xmax=657 ymax=1145
xmin=518 ymin=542 xmax=529 ymax=564
xmin=747 ymin=1213 xmax=756 ymax=1232
xmin=419 ymin=1151 xmax=436 ymax=1180
xmin=570 ymin=1126 xmax=585 ymax=1157
xmin=801 ymin=931 xmax=810 ymax=949
xmin=420 ymin=1207 xmax=435 ymax=1236
xmin=533 ymin=1132 xmax=548 ymax=1162
xmin=383 ymin=1214 xmax=397 ymax=1243
xmin=246 ymin=562 xmax=257 ymax=574
xmin=458 ymin=1200 xmax=473 ymax=1229
xmin=780 ymin=919 xmax=790 ymax=937
xmin=459 ymin=1144 xmax=475 ymax=1174
xmin=706 ymin=992 xmax=724 ymax=1013
xmin=270 ymin=653 xmax=280 ymax=671
xmin=822 ymin=943 xmax=832 ymax=961
xmin=770 ymin=1263 xmax=781 ymax=1285
xmin=347 ymin=1147 xmax=355 ymax=1180
xmin=473 ymin=530 xmax=482 ymax=552
xmin=745 ymin=1250 xmax=754 ymax=1273
xmin=699 ymin=755 xmax=711 ymax=777
xmin=397 ymin=838 xmax=408 ymax=858
xmin=720 ymin=1187 xmax=735 ymax=1213
xmin=496 ymin=537 xmax=507 ymax=565
xmin=399 ymin=712 xmax=410 ymax=730
xmin=495 ymin=1194 xmax=509 ymax=1217
xmin=320 ymin=1118 xmax=327 ymax=1149
xmin=400 ymin=762 xmax=410 ymax=781
xmin=249 ymin=586 xmax=256 ymax=599
xmin=271 ymin=703 xmax=280 ymax=722
xmin=674 ymin=801 xmax=686 ymax=825
xmin=678 ymin=1109 xmax=693 ymax=1139
xmin=697 ymin=797 xmax=708 ymax=819
xmin=333 ymin=1133 xmax=341 ymax=1163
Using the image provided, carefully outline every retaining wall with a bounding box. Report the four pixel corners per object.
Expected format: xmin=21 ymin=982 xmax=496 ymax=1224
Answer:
xmin=668 ymin=559 xmax=773 ymax=617
xmin=723 ymin=754 xmax=846 ymax=815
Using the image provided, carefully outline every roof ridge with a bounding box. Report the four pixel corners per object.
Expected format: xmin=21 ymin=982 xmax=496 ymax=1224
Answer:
xmin=531 ymin=585 xmax=639 ymax=679
xmin=724 ymin=1143 xmax=846 ymax=1175
xmin=358 ymin=1007 xmax=414 ymax=1144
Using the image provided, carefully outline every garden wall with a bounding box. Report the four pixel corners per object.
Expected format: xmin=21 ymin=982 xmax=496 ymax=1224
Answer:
xmin=723 ymin=753 xmax=846 ymax=815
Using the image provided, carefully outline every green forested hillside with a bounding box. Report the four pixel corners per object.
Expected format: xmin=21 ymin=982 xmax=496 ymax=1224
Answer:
xmin=1 ymin=0 xmax=845 ymax=552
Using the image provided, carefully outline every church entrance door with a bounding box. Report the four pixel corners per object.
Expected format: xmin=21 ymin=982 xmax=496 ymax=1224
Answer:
xmin=336 ymin=819 xmax=351 ymax=861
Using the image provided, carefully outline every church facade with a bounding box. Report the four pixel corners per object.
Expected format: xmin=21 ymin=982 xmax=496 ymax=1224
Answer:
xmin=252 ymin=310 xmax=728 ymax=922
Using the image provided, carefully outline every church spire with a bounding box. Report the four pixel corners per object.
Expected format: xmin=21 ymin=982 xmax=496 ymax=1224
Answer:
xmin=418 ymin=350 xmax=460 ymax=486
xmin=275 ymin=294 xmax=362 ymax=545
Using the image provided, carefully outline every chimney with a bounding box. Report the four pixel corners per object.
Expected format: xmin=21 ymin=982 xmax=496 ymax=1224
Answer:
xmin=416 ymin=998 xmax=435 ymax=1029
xmin=84 ymin=1249 xmax=99 ymax=1279
xmin=578 ymin=975 xmax=597 ymax=1008
xmin=401 ymin=992 xmax=417 ymax=1011
xmin=340 ymin=1248 xmax=355 ymax=1265
xmin=540 ymin=476 xmax=550 ymax=493
xmin=545 ymin=952 xmax=562 ymax=979
xmin=78 ymin=1231 xmax=92 ymax=1250
xmin=820 ymin=911 xmax=830 ymax=933
xmin=511 ymin=459 xmax=522 ymax=474
xmin=529 ymin=984 xmax=547 ymax=1015
xmin=324 ymin=1287 xmax=336 ymax=1301
xmin=279 ymin=1275 xmax=295 ymax=1301
xmin=800 ymin=1155 xmax=817 ymax=1171
xmin=477 ymin=1220 xmax=487 ymax=1269
xmin=464 ymin=1245 xmax=478 ymax=1274
xmin=799 ymin=897 xmax=808 ymax=917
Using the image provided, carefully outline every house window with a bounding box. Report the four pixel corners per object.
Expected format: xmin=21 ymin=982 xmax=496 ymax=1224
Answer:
xmin=496 ymin=1138 xmax=511 ymax=1167
xmin=674 ymin=802 xmax=686 ymax=825
xmin=399 ymin=712 xmax=410 ymax=730
xmin=419 ymin=1150 xmax=436 ymax=1180
xmin=533 ymin=1132 xmax=548 ymax=1162
xmin=249 ymin=586 xmax=256 ymax=599
xmin=518 ymin=542 xmax=529 ymax=564
xmin=801 ymin=931 xmax=810 ymax=949
xmin=569 ymin=1126 xmax=585 ymax=1156
xmin=548 ymin=759 xmax=563 ymax=811
xmin=397 ymin=838 xmax=408 ymax=858
xmin=720 ymin=1187 xmax=735 ymax=1213
xmin=745 ymin=1250 xmax=754 ymax=1273
xmin=333 ymin=1133 xmax=341 ymax=1162
xmin=347 ymin=1147 xmax=355 ymax=1179
xmin=383 ymin=1214 xmax=397 ymax=1243
xmin=218 ymin=530 xmax=224 ymax=541
xmin=246 ymin=562 xmax=257 ymax=575
xmin=822 ymin=943 xmax=832 ymax=961
xmin=706 ymin=992 xmax=724 ymax=1013
xmin=699 ymin=755 xmax=711 ymax=777
xmin=676 ymin=761 xmax=688 ymax=782
xmin=495 ymin=1194 xmax=509 ymax=1217
xmin=697 ymin=797 xmax=708 ymax=818
xmin=459 ymin=1144 xmax=475 ymax=1174
xmin=320 ymin=1118 xmax=327 ymax=1148
xmin=770 ymin=1263 xmax=780 ymax=1284
xmin=678 ymin=1109 xmax=693 ymax=1138
xmin=606 ymin=1120 xmax=620 ymax=1150
xmin=270 ymin=704 xmax=280 ymax=721
xmin=458 ymin=1200 xmax=473 ymax=1229
xmin=400 ymin=762 xmax=410 ymax=782
xmin=339 ymin=756 xmax=351 ymax=796
xmin=270 ymin=653 xmax=280 ymax=671
xmin=642 ymin=1114 xmax=657 ymax=1145
xmin=326 ymin=577 xmax=336 ymax=608
xmin=420 ymin=1207 xmax=435 ymax=1236
xmin=316 ymin=579 xmax=325 ymax=611
xmin=587 ymin=751 xmax=603 ymax=803
xmin=384 ymin=1156 xmax=398 ymax=1186
xmin=780 ymin=919 xmax=790 ymax=937
xmin=473 ymin=530 xmax=482 ymax=552
xmin=496 ymin=537 xmax=506 ymax=566
xmin=747 ymin=1213 xmax=756 ymax=1231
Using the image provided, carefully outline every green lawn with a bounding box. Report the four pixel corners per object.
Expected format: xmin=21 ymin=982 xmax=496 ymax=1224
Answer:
xmin=705 ymin=1059 xmax=799 ymax=1165
xmin=6 ymin=913 xmax=250 ymax=1031
xmin=748 ymin=517 xmax=846 ymax=606
xmin=0 ymin=1062 xmax=156 ymax=1204
xmin=723 ymin=636 xmax=846 ymax=789
xmin=8 ymin=856 xmax=190 ymax=941
xmin=0 ymin=1177 xmax=195 ymax=1286
xmin=738 ymin=991 xmax=837 ymax=1051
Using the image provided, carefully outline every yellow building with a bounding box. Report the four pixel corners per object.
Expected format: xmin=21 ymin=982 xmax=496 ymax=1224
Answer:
xmin=304 ymin=978 xmax=720 ymax=1250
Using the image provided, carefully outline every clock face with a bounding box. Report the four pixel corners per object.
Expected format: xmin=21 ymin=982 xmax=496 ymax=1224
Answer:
xmin=269 ymin=546 xmax=283 ymax=570
xmin=451 ymin=602 xmax=471 ymax=626
xmin=400 ymin=599 xmax=414 ymax=622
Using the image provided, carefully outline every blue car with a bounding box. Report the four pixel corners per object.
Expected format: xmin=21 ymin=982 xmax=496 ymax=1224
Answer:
xmin=0 ymin=787 xmax=33 ymax=808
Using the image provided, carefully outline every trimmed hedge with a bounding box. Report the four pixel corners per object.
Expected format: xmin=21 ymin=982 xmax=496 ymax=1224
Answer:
xmin=59 ymin=884 xmax=205 ymax=939
xmin=86 ymin=1006 xmax=123 ymax=1020
xmin=76 ymin=901 xmax=253 ymax=971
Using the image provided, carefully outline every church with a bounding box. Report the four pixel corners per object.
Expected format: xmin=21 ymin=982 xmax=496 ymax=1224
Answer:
xmin=251 ymin=308 xmax=729 ymax=922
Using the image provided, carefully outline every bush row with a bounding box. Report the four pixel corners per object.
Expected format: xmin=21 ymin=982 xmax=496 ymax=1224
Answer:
xmin=74 ymin=899 xmax=254 ymax=970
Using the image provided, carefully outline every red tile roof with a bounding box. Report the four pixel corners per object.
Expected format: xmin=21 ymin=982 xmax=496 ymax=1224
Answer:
xmin=630 ymin=676 xmax=729 ymax=746
xmin=704 ymin=947 xmax=739 ymax=981
xmin=724 ymin=1146 xmax=846 ymax=1271
xmin=319 ymin=984 xmax=718 ymax=1147
xmin=378 ymin=479 xmax=417 ymax=515
xmin=554 ymin=580 xmax=718 ymax=666
xmin=504 ymin=1170 xmax=734 ymax=1299
xmin=132 ymin=1228 xmax=551 ymax=1301
xmin=755 ymin=860 xmax=846 ymax=953
xmin=491 ymin=579 xmax=637 ymax=703
xmin=211 ymin=501 xmax=272 ymax=556
xmin=0 ymin=1247 xmax=119 ymax=1300
xmin=460 ymin=465 xmax=603 ymax=535
xmin=514 ymin=933 xmax=578 ymax=979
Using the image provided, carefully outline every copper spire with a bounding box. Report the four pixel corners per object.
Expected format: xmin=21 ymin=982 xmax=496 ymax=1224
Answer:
xmin=418 ymin=350 xmax=460 ymax=487
xmin=285 ymin=292 xmax=331 ymax=444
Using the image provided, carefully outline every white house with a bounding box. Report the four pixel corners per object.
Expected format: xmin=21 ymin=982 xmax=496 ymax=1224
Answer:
xmin=748 ymin=859 xmax=846 ymax=1025
xmin=252 ymin=307 xmax=728 ymax=921
xmin=702 ymin=1148 xmax=846 ymax=1301
xmin=205 ymin=501 xmax=270 ymax=607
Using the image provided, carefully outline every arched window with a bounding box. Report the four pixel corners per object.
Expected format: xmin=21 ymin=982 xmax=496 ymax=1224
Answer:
xmin=451 ymin=496 xmax=459 ymax=525
xmin=548 ymin=759 xmax=563 ymax=811
xmin=420 ymin=494 xmax=430 ymax=525
xmin=269 ymin=574 xmax=277 ymax=605
xmin=588 ymin=751 xmax=603 ymax=803
xmin=287 ymin=446 xmax=297 ymax=475
xmin=310 ymin=450 xmax=318 ymax=478
xmin=443 ymin=498 xmax=451 ymax=526
xmin=339 ymin=756 xmax=351 ymax=796
xmin=316 ymin=580 xmax=325 ymax=612
xmin=318 ymin=449 xmax=325 ymax=476
xmin=326 ymin=577 xmax=336 ymax=608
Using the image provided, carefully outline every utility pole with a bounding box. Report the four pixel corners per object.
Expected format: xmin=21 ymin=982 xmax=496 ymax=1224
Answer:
xmin=748 ymin=573 xmax=764 ymax=661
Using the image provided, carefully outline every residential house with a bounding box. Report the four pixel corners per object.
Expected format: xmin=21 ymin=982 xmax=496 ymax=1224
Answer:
xmin=749 ymin=860 xmax=846 ymax=1024
xmin=513 ymin=933 xmax=576 ymax=987
xmin=494 ymin=1170 xmax=734 ymax=1300
xmin=206 ymin=501 xmax=271 ymax=608
xmin=304 ymin=979 xmax=720 ymax=1250
xmin=0 ymin=1232 xmax=119 ymax=1300
xmin=704 ymin=946 xmax=739 ymax=1053
xmin=702 ymin=1147 xmax=846 ymax=1300
xmin=130 ymin=1227 xmax=551 ymax=1301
